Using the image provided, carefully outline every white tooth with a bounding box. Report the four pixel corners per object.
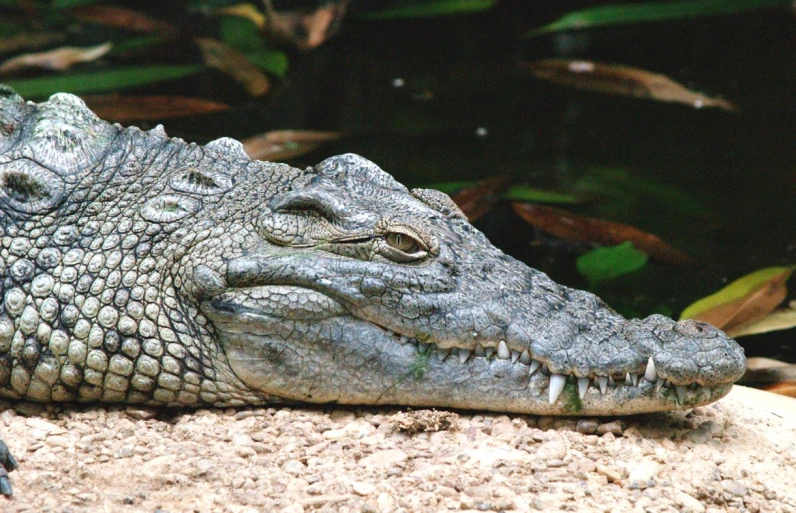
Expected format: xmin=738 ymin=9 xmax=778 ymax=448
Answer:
xmin=484 ymin=347 xmax=495 ymax=358
xmin=497 ymin=340 xmax=510 ymax=360
xmin=578 ymin=377 xmax=590 ymax=399
xmin=474 ymin=345 xmax=486 ymax=357
xmin=519 ymin=350 xmax=532 ymax=365
xmin=608 ymin=376 xmax=616 ymax=387
xmin=386 ymin=329 xmax=395 ymax=336
xmin=644 ymin=358 xmax=657 ymax=382
xmin=656 ymin=380 xmax=665 ymax=394
xmin=629 ymin=373 xmax=639 ymax=387
xmin=625 ymin=373 xmax=633 ymax=386
xmin=510 ymin=350 xmax=521 ymax=364
xmin=549 ymin=374 xmax=567 ymax=404
xmin=459 ymin=349 xmax=472 ymax=363
xmin=529 ymin=360 xmax=542 ymax=377
xmin=597 ymin=376 xmax=608 ymax=394
xmin=675 ymin=385 xmax=687 ymax=402
xmin=399 ymin=335 xmax=409 ymax=344
xmin=437 ymin=348 xmax=451 ymax=362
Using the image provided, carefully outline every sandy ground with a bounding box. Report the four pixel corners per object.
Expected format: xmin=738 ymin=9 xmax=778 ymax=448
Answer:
xmin=1 ymin=386 xmax=795 ymax=513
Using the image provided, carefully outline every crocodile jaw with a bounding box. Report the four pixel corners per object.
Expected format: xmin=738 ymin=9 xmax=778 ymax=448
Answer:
xmin=202 ymin=296 xmax=732 ymax=415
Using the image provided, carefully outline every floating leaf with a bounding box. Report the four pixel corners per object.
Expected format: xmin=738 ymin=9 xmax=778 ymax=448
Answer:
xmin=728 ymin=302 xmax=796 ymax=338
xmin=451 ymin=175 xmax=511 ymax=222
xmin=4 ymin=65 xmax=203 ymax=98
xmin=576 ymin=242 xmax=649 ymax=286
xmin=69 ymin=5 xmax=178 ymax=34
xmin=502 ymin=185 xmax=578 ymax=205
xmin=361 ymin=0 xmax=495 ymax=19
xmin=527 ymin=60 xmax=737 ymax=112
xmin=527 ymin=0 xmax=793 ymax=36
xmin=511 ymin=203 xmax=698 ymax=267
xmin=195 ymin=37 xmax=270 ymax=97
xmin=242 ymin=130 xmax=341 ymax=161
xmin=83 ymin=95 xmax=229 ymax=122
xmin=680 ymin=266 xmax=794 ymax=332
xmin=0 ymin=42 xmax=112 ymax=74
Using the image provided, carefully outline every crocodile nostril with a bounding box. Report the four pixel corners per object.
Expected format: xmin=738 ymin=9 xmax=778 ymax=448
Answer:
xmin=674 ymin=319 xmax=718 ymax=338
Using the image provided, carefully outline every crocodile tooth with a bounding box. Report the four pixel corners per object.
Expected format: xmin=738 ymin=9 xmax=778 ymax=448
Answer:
xmin=656 ymin=380 xmax=666 ymax=394
xmin=519 ymin=349 xmax=532 ymax=366
xmin=497 ymin=340 xmax=510 ymax=360
xmin=628 ymin=373 xmax=639 ymax=387
xmin=386 ymin=329 xmax=395 ymax=337
xmin=625 ymin=373 xmax=633 ymax=386
xmin=484 ymin=347 xmax=495 ymax=358
xmin=458 ymin=348 xmax=472 ymax=363
xmin=510 ymin=350 xmax=521 ymax=364
xmin=644 ymin=358 xmax=657 ymax=382
xmin=675 ymin=385 xmax=687 ymax=402
xmin=549 ymin=374 xmax=567 ymax=404
xmin=474 ymin=344 xmax=486 ymax=357
xmin=529 ymin=359 xmax=542 ymax=377
xmin=608 ymin=376 xmax=616 ymax=387
xmin=578 ymin=377 xmax=590 ymax=399
xmin=399 ymin=335 xmax=410 ymax=344
xmin=597 ymin=376 xmax=608 ymax=394
xmin=437 ymin=348 xmax=451 ymax=362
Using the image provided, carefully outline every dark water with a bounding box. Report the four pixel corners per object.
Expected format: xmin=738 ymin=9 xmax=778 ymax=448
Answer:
xmin=163 ymin=4 xmax=795 ymax=361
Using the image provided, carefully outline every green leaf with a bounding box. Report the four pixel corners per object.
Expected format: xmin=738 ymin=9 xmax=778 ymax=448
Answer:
xmin=502 ymin=185 xmax=578 ymax=204
xmin=245 ymin=50 xmax=289 ymax=78
xmin=109 ymin=35 xmax=164 ymax=55
xmin=527 ymin=0 xmax=792 ymax=36
xmin=680 ymin=266 xmax=795 ymax=320
xmin=219 ymin=16 xmax=289 ymax=77
xmin=51 ymin=0 xmax=103 ymax=8
xmin=4 ymin=65 xmax=203 ymax=98
xmin=361 ymin=0 xmax=495 ymax=19
xmin=576 ymin=242 xmax=649 ymax=287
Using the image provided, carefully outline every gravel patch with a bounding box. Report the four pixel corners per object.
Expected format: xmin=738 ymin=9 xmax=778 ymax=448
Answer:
xmin=1 ymin=385 xmax=795 ymax=513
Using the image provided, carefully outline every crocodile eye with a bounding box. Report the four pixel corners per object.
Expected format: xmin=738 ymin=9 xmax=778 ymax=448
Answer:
xmin=386 ymin=232 xmax=420 ymax=253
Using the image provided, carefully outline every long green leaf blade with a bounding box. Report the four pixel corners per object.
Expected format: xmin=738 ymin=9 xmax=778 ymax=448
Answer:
xmin=4 ymin=65 xmax=203 ymax=98
xmin=362 ymin=0 xmax=495 ymax=19
xmin=527 ymin=0 xmax=792 ymax=36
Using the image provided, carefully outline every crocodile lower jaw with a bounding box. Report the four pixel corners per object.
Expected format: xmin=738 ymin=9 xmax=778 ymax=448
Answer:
xmin=377 ymin=327 xmax=717 ymax=407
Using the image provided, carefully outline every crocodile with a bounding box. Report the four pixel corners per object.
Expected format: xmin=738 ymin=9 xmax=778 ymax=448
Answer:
xmin=0 ymin=87 xmax=745 ymax=495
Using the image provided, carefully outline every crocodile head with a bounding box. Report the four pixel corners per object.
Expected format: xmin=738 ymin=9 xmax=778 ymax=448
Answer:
xmin=197 ymin=154 xmax=746 ymax=415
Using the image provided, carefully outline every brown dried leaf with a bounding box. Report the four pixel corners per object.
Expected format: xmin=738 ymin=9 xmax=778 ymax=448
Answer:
xmin=0 ymin=32 xmax=66 ymax=55
xmin=83 ymin=95 xmax=229 ymax=122
xmin=195 ymin=37 xmax=270 ymax=97
xmin=690 ymin=272 xmax=790 ymax=332
xmin=727 ymin=302 xmax=796 ymax=338
xmin=511 ymin=203 xmax=697 ymax=267
xmin=740 ymin=358 xmax=796 ymax=397
xmin=527 ymin=59 xmax=738 ymax=112
xmin=242 ymin=130 xmax=341 ymax=161
xmin=263 ymin=0 xmax=349 ymax=50
xmin=70 ymin=5 xmax=178 ymax=34
xmin=0 ymin=42 xmax=112 ymax=75
xmin=451 ymin=175 xmax=511 ymax=222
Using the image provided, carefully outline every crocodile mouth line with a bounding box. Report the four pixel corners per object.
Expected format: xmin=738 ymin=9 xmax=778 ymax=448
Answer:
xmin=374 ymin=325 xmax=713 ymax=405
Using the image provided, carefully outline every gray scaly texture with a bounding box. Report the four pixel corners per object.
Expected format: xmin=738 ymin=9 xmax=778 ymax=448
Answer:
xmin=0 ymin=87 xmax=746 ymax=422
